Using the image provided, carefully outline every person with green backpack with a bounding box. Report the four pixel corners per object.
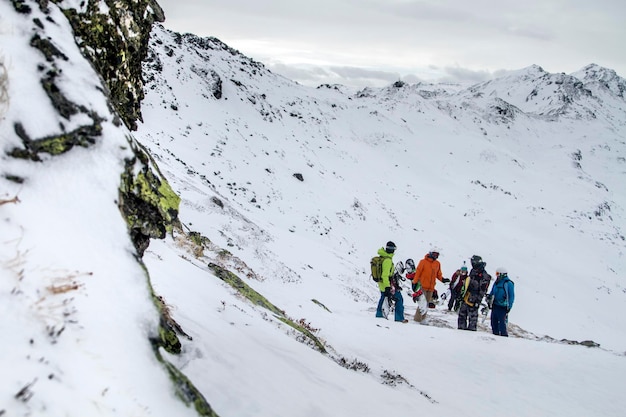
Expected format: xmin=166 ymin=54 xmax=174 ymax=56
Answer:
xmin=373 ymin=241 xmax=408 ymax=323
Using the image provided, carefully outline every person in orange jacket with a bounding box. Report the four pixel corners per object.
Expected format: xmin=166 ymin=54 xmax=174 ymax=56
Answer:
xmin=412 ymin=248 xmax=449 ymax=308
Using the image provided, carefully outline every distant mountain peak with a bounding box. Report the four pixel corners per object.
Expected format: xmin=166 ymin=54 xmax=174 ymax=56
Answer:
xmin=502 ymin=64 xmax=547 ymax=79
xmin=572 ymin=63 xmax=626 ymax=99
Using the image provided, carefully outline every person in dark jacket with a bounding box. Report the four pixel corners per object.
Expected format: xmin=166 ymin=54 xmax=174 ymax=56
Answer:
xmin=487 ymin=267 xmax=515 ymax=336
xmin=447 ymin=263 xmax=468 ymax=311
xmin=458 ymin=255 xmax=492 ymax=331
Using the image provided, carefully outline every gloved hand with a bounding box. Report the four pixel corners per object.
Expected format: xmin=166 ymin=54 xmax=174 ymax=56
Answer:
xmin=442 ymin=278 xmax=450 ymax=283
xmin=486 ymin=294 xmax=494 ymax=309
xmin=384 ymin=287 xmax=391 ymax=296
xmin=412 ymin=292 xmax=419 ymax=303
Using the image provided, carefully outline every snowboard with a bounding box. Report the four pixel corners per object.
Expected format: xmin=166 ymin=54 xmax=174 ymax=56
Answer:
xmin=405 ymin=258 xmax=416 ymax=273
xmin=381 ymin=295 xmax=393 ymax=319
xmin=480 ymin=300 xmax=490 ymax=324
xmin=436 ymin=288 xmax=450 ymax=306
xmin=481 ymin=295 xmax=493 ymax=323
xmin=404 ymin=258 xmax=427 ymax=321
xmin=414 ymin=292 xmax=428 ymax=322
xmin=408 ymin=287 xmax=428 ymax=322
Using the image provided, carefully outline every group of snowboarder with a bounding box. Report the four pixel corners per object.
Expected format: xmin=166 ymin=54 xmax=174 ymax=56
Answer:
xmin=373 ymin=242 xmax=515 ymax=336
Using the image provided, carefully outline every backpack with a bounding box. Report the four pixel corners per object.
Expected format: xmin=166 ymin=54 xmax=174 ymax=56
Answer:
xmin=461 ymin=276 xmax=474 ymax=306
xmin=370 ymin=256 xmax=385 ymax=282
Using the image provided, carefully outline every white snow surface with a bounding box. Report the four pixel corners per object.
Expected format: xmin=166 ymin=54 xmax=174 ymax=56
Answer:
xmin=1 ymin=5 xmax=625 ymax=417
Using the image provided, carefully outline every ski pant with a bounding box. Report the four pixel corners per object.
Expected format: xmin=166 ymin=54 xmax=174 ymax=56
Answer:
xmin=392 ymin=291 xmax=405 ymax=322
xmin=490 ymin=304 xmax=509 ymax=336
xmin=458 ymin=302 xmax=479 ymax=330
xmin=448 ymin=289 xmax=461 ymax=311
xmin=376 ymin=291 xmax=387 ymax=317
xmin=376 ymin=291 xmax=405 ymax=321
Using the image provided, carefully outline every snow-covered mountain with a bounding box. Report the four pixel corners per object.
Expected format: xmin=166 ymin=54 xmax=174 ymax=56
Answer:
xmin=1 ymin=2 xmax=625 ymax=416
xmin=138 ymin=23 xmax=626 ymax=343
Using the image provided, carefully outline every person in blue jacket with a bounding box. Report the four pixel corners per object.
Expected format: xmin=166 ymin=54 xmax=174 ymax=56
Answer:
xmin=487 ymin=267 xmax=515 ymax=336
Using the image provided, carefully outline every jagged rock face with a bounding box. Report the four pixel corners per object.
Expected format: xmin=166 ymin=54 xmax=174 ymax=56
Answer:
xmin=54 ymin=0 xmax=179 ymax=256
xmin=4 ymin=0 xmax=178 ymax=256
xmin=53 ymin=0 xmax=164 ymax=131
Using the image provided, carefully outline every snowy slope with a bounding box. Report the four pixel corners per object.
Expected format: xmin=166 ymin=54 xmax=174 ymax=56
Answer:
xmin=138 ymin=24 xmax=626 ymax=348
xmin=134 ymin=24 xmax=626 ymax=416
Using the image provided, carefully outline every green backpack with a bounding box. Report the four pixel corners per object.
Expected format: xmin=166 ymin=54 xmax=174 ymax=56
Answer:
xmin=370 ymin=256 xmax=385 ymax=282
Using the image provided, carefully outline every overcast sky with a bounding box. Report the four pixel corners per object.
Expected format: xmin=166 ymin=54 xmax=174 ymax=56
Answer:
xmin=156 ymin=0 xmax=626 ymax=88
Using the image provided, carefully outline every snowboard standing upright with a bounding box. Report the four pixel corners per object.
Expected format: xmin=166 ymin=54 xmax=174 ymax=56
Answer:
xmin=412 ymin=288 xmax=428 ymax=322
xmin=405 ymin=258 xmax=428 ymax=322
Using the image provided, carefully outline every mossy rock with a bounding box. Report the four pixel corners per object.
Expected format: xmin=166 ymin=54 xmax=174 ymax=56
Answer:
xmin=209 ymin=263 xmax=284 ymax=316
xmin=118 ymin=138 xmax=180 ymax=256
xmin=157 ymin=317 xmax=182 ymax=354
xmin=56 ymin=0 xmax=164 ymax=130
xmin=312 ymin=299 xmax=332 ymax=313
xmin=150 ymin=343 xmax=219 ymax=417
xmin=208 ymin=263 xmax=326 ymax=353
xmin=8 ymin=120 xmax=101 ymax=161
xmin=276 ymin=316 xmax=326 ymax=353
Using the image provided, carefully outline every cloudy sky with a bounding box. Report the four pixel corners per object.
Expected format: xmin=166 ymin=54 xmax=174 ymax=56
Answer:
xmin=156 ymin=0 xmax=626 ymax=88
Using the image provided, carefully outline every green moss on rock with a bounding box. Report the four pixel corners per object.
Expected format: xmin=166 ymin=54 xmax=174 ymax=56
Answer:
xmin=277 ymin=317 xmax=327 ymax=353
xmin=187 ymin=231 xmax=212 ymax=257
xmin=157 ymin=317 xmax=182 ymax=354
xmin=154 ymin=351 xmax=219 ymax=417
xmin=8 ymin=121 xmax=100 ymax=161
xmin=209 ymin=263 xmax=284 ymax=316
xmin=312 ymin=299 xmax=332 ymax=313
xmin=118 ymin=138 xmax=181 ymax=256
xmin=189 ymin=231 xmax=211 ymax=247
xmin=147 ymin=271 xmax=214 ymax=415
xmin=56 ymin=0 xmax=164 ymax=130
xmin=208 ymin=263 xmax=327 ymax=353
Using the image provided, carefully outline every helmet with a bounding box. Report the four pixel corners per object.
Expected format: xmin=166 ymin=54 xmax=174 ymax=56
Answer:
xmin=496 ymin=267 xmax=508 ymax=276
xmin=385 ymin=241 xmax=397 ymax=254
xmin=428 ymin=246 xmax=440 ymax=259
xmin=460 ymin=266 xmax=468 ymax=272
xmin=470 ymin=255 xmax=483 ymax=268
